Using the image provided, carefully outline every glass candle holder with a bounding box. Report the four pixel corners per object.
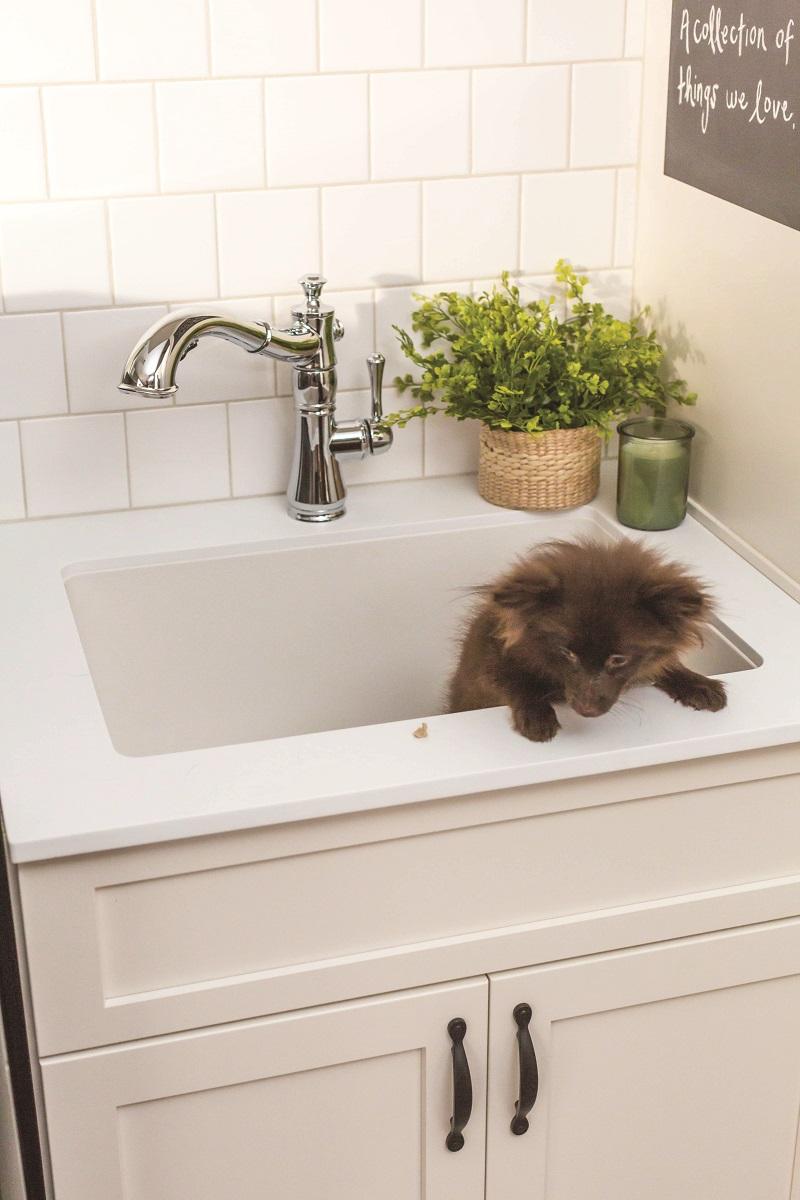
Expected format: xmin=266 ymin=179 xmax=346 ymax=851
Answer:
xmin=616 ymin=417 xmax=695 ymax=531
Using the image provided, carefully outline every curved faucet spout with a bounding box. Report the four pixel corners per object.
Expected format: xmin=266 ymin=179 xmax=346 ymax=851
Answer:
xmin=118 ymin=311 xmax=320 ymax=399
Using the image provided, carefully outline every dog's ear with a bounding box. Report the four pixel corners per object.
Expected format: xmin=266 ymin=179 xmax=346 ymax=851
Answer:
xmin=493 ymin=565 xmax=561 ymax=612
xmin=637 ymin=575 xmax=709 ymax=632
xmin=492 ymin=564 xmax=561 ymax=648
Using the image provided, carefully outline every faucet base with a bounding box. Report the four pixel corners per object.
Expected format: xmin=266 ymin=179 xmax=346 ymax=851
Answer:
xmin=289 ymin=503 xmax=346 ymax=523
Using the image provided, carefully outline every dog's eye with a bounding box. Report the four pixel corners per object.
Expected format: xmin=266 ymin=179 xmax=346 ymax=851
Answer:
xmin=606 ymin=654 xmax=630 ymax=671
xmin=560 ymin=647 xmax=579 ymax=664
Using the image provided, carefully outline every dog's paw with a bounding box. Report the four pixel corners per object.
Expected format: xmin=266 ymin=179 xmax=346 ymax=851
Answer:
xmin=676 ymin=676 xmax=727 ymax=712
xmin=512 ymin=704 xmax=560 ymax=742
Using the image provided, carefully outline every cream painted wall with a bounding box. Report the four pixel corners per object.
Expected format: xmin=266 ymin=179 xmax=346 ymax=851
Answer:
xmin=634 ymin=0 xmax=800 ymax=585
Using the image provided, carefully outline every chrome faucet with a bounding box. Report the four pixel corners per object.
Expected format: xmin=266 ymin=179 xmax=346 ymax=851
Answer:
xmin=119 ymin=274 xmax=393 ymax=522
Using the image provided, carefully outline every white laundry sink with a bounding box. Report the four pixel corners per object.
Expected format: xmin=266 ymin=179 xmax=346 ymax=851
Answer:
xmin=64 ymin=511 xmax=760 ymax=758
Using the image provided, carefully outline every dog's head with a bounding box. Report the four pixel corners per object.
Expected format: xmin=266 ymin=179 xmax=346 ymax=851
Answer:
xmin=490 ymin=538 xmax=712 ymax=718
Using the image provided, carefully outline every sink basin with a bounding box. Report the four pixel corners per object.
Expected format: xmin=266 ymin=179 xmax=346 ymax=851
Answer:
xmin=64 ymin=513 xmax=761 ymax=758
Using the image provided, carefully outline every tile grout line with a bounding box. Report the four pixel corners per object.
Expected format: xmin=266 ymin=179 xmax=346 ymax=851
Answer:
xmin=366 ymin=75 xmax=373 ymax=181
xmin=0 ymin=162 xmax=635 ymax=213
xmin=212 ymin=192 xmax=222 ymax=297
xmin=566 ymin=63 xmax=574 ymax=168
xmin=0 ymin=263 xmax=627 ymax=325
xmin=56 ymin=311 xmax=72 ymax=414
xmin=122 ymin=411 xmax=133 ymax=507
xmin=89 ymin=0 xmax=101 ymax=80
xmin=14 ymin=421 xmax=29 ymax=518
xmin=224 ymin=401 xmax=234 ymax=497
xmin=102 ymin=198 xmax=117 ymax=306
xmin=612 ymin=168 xmax=621 ymax=267
xmin=516 ymin=173 xmax=524 ymax=272
xmin=0 ymin=56 xmax=639 ymax=91
xmin=467 ymin=69 xmax=474 ymax=173
xmin=151 ymin=83 xmax=163 ymax=192
xmin=417 ymin=180 xmax=423 ymax=283
xmin=35 ymin=87 xmax=51 ymax=199
xmin=261 ymin=79 xmax=269 ymax=188
xmin=203 ymin=0 xmax=213 ymax=76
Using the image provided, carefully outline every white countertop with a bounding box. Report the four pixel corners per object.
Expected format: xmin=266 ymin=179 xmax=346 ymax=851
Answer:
xmin=1 ymin=466 xmax=799 ymax=864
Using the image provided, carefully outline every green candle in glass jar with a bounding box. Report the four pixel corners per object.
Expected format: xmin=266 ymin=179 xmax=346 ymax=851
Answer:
xmin=616 ymin=418 xmax=695 ymax=531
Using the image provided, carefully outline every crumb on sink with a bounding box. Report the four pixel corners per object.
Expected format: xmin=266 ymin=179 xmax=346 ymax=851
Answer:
xmin=413 ymin=722 xmax=429 ymax=739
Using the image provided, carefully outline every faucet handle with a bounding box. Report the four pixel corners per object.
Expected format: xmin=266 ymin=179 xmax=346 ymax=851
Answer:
xmin=299 ymin=273 xmax=327 ymax=313
xmin=366 ymin=352 xmax=392 ymax=455
xmin=367 ymin=352 xmax=385 ymax=421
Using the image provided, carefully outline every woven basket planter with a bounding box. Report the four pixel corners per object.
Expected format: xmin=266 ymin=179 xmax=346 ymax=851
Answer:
xmin=478 ymin=425 xmax=602 ymax=511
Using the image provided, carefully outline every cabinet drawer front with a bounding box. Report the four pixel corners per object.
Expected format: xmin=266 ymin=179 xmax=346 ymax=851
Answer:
xmin=42 ymin=978 xmax=488 ymax=1200
xmin=486 ymin=919 xmax=800 ymax=1200
xmin=21 ymin=762 xmax=800 ymax=1055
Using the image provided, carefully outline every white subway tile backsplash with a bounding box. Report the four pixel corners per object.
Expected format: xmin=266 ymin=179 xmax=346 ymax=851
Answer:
xmin=424 ymin=414 xmax=480 ymax=477
xmin=63 ymin=305 xmax=170 ymax=412
xmin=0 ymin=90 xmax=46 ymax=202
xmin=157 ymin=81 xmax=265 ymax=193
xmin=322 ymin=183 xmax=420 ymax=290
xmin=43 ymin=85 xmax=157 ymax=199
xmin=0 ymin=314 xmax=68 ymax=418
xmin=0 ymin=201 xmax=111 ymax=312
xmin=209 ymin=0 xmax=317 ymax=78
xmin=426 ymin=0 xmax=525 ymax=67
xmin=473 ymin=67 xmax=569 ymax=175
xmin=266 ymin=75 xmax=368 ymax=187
xmin=527 ymin=0 xmax=626 ymax=63
xmin=571 ymin=61 xmax=642 ymax=168
xmin=319 ymin=0 xmax=422 ymax=72
xmin=0 ymin=423 xmax=25 ymax=520
xmin=614 ymin=167 xmax=638 ymax=267
xmin=109 ymin=195 xmax=217 ymax=303
xmin=229 ymin=396 xmax=294 ymax=496
xmin=217 ymin=190 xmax=319 ymax=297
xmin=583 ymin=268 xmax=634 ymax=320
xmin=168 ymin=297 xmax=276 ymax=403
xmin=21 ymin=414 xmax=128 ymax=516
xmin=521 ymin=170 xmax=616 ymax=273
xmin=0 ymin=0 xmax=644 ymax=518
xmin=423 ymin=176 xmax=519 ymax=281
xmin=625 ymin=0 xmax=648 ymax=57
xmin=95 ymin=0 xmax=208 ymax=81
xmin=126 ymin=404 xmax=230 ymax=506
xmin=336 ymin=389 xmax=423 ymax=484
xmin=370 ymin=71 xmax=469 ymax=181
xmin=0 ymin=0 xmax=95 ymax=84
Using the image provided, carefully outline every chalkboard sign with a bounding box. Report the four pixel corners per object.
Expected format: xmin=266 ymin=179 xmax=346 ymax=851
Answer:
xmin=665 ymin=1 xmax=800 ymax=229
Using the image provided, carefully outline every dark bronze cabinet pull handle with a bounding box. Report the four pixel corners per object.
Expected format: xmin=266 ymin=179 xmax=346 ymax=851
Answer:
xmin=446 ymin=1017 xmax=473 ymax=1152
xmin=511 ymin=1003 xmax=539 ymax=1135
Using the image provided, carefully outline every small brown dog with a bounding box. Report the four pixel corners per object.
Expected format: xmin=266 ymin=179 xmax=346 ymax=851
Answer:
xmin=448 ymin=537 xmax=727 ymax=741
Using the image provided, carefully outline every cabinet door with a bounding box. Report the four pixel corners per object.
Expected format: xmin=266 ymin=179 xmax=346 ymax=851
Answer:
xmin=487 ymin=920 xmax=800 ymax=1200
xmin=43 ymin=978 xmax=488 ymax=1200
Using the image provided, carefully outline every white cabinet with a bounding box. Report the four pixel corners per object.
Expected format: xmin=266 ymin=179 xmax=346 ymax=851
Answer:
xmin=42 ymin=977 xmax=488 ymax=1200
xmin=22 ymin=755 xmax=800 ymax=1199
xmin=486 ymin=920 xmax=800 ymax=1200
xmin=41 ymin=919 xmax=800 ymax=1200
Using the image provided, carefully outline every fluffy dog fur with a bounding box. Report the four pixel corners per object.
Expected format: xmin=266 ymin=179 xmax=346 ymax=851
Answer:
xmin=448 ymin=537 xmax=727 ymax=741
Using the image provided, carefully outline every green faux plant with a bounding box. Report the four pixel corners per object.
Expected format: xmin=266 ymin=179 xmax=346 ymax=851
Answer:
xmin=388 ymin=260 xmax=696 ymax=435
